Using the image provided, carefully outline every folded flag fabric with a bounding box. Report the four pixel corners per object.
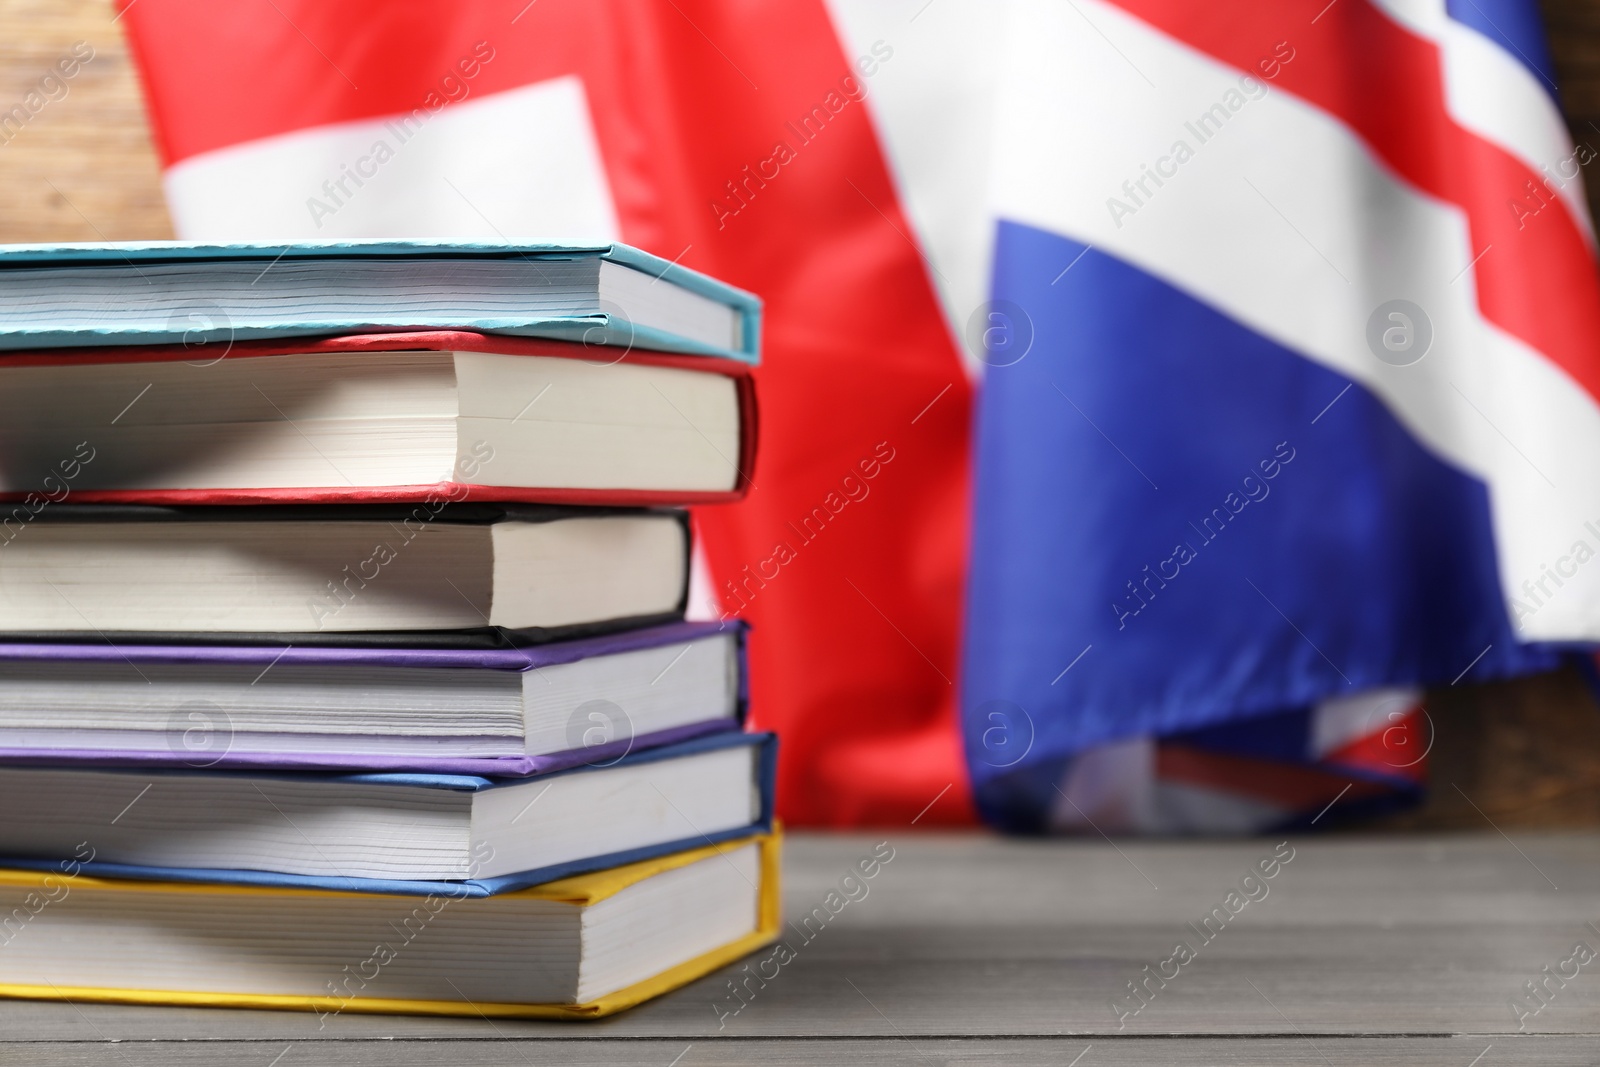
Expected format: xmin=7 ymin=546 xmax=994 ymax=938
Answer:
xmin=963 ymin=0 xmax=1598 ymax=831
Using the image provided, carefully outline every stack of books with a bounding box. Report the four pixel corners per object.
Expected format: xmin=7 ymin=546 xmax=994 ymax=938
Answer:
xmin=0 ymin=241 xmax=778 ymax=1020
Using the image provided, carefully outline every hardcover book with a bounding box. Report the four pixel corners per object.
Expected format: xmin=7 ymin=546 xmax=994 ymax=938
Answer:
xmin=0 ymin=620 xmax=745 ymax=775
xmin=0 ymin=831 xmax=780 ymax=1019
xmin=0 ymin=240 xmax=760 ymax=363
xmin=0 ymin=331 xmax=756 ymax=506
xmin=0 ymin=731 xmax=776 ymax=892
xmin=0 ymin=504 xmax=688 ymax=637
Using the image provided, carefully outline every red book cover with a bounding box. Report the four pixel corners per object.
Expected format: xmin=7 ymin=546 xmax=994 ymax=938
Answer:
xmin=0 ymin=330 xmax=758 ymax=507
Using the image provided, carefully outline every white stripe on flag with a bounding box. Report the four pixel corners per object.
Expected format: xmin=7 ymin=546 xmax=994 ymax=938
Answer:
xmin=163 ymin=75 xmax=620 ymax=243
xmin=824 ymin=0 xmax=1001 ymax=375
xmin=1370 ymin=0 xmax=1593 ymax=245
xmin=1310 ymin=687 xmax=1423 ymax=759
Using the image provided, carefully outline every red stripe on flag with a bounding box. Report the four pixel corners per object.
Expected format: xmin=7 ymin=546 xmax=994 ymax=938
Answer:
xmin=120 ymin=0 xmax=977 ymax=827
xmin=119 ymin=1 xmax=591 ymax=166
xmin=1323 ymin=710 xmax=1430 ymax=785
xmin=1109 ymin=0 xmax=1600 ymax=407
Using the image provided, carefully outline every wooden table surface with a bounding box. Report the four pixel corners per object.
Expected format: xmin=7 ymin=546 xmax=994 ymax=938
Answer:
xmin=2 ymin=831 xmax=1597 ymax=1065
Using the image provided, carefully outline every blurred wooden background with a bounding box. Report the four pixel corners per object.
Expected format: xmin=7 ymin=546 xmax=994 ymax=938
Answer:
xmin=0 ymin=0 xmax=169 ymax=242
xmin=0 ymin=0 xmax=1597 ymax=829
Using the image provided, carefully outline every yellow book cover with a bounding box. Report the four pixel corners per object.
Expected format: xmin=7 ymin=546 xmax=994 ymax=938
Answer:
xmin=0 ymin=831 xmax=780 ymax=1020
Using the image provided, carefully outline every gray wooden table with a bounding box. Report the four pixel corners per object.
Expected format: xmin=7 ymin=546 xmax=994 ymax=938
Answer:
xmin=3 ymin=831 xmax=1597 ymax=1065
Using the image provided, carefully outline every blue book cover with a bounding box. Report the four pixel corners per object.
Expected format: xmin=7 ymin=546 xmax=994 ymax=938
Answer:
xmin=0 ymin=731 xmax=776 ymax=897
xmin=0 ymin=239 xmax=760 ymax=364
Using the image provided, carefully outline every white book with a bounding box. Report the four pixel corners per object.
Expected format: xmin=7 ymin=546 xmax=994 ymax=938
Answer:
xmin=0 ymin=505 xmax=687 ymax=635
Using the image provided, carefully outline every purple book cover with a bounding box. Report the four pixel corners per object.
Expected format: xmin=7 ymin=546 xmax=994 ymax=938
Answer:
xmin=0 ymin=620 xmax=747 ymax=777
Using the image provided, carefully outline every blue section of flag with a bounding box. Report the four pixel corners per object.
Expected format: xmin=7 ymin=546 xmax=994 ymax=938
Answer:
xmin=961 ymin=220 xmax=1557 ymax=822
xmin=1445 ymin=0 xmax=1560 ymax=96
xmin=1167 ymin=706 xmax=1311 ymax=764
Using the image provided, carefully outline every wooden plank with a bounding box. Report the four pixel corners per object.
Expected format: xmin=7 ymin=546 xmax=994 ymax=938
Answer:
xmin=2 ymin=1036 xmax=1597 ymax=1067
xmin=1 ymin=833 xmax=1595 ymax=1045
xmin=1543 ymin=0 xmax=1600 ymax=240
